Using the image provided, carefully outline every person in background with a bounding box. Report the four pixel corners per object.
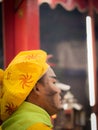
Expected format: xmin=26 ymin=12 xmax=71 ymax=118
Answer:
xmin=0 ymin=50 xmax=62 ymax=130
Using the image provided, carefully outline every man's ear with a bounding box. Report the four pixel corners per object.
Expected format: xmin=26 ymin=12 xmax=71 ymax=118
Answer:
xmin=33 ymin=82 xmax=42 ymax=95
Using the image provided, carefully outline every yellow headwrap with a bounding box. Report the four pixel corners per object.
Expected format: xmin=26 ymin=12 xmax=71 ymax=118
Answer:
xmin=0 ymin=50 xmax=49 ymax=122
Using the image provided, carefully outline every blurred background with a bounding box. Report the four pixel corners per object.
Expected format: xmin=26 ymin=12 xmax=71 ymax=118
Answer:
xmin=40 ymin=3 xmax=98 ymax=130
xmin=0 ymin=0 xmax=98 ymax=130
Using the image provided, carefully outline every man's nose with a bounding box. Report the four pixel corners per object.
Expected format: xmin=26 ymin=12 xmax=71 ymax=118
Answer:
xmin=56 ymin=83 xmax=61 ymax=93
xmin=57 ymin=87 xmax=61 ymax=94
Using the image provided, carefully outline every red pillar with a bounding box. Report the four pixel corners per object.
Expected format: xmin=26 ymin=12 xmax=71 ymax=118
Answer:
xmin=15 ymin=0 xmax=40 ymax=54
xmin=2 ymin=0 xmax=15 ymax=68
xmin=2 ymin=0 xmax=40 ymax=68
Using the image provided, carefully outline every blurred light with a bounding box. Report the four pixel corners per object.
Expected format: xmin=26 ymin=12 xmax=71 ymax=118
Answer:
xmin=86 ymin=16 xmax=95 ymax=106
xmin=56 ymin=82 xmax=70 ymax=91
xmin=91 ymin=113 xmax=97 ymax=130
xmin=63 ymin=103 xmax=68 ymax=110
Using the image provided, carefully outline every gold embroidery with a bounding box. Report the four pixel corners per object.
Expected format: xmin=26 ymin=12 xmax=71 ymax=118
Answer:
xmin=5 ymin=103 xmax=17 ymax=115
xmin=19 ymin=74 xmax=34 ymax=89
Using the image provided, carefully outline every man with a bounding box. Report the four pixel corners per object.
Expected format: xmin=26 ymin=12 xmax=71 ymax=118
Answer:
xmin=0 ymin=50 xmax=62 ymax=130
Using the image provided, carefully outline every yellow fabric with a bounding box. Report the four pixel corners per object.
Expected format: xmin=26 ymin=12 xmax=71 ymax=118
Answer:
xmin=0 ymin=50 xmax=49 ymax=122
xmin=27 ymin=123 xmax=52 ymax=130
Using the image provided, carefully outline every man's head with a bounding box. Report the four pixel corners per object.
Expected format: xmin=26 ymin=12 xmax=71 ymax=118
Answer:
xmin=0 ymin=50 xmax=49 ymax=121
xmin=0 ymin=50 xmax=61 ymax=121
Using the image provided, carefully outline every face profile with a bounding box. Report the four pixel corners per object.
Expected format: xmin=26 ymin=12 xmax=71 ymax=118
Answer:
xmin=39 ymin=67 xmax=62 ymax=115
xmin=26 ymin=67 xmax=62 ymax=116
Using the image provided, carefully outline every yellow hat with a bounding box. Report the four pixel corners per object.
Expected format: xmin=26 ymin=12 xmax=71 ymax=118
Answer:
xmin=0 ymin=50 xmax=49 ymax=121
